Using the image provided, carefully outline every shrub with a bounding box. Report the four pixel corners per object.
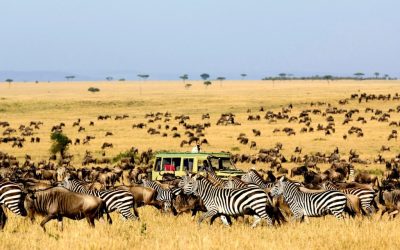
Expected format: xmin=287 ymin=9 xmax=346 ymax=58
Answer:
xmin=50 ymin=132 xmax=70 ymax=158
xmin=112 ymin=150 xmax=137 ymax=163
xmin=231 ymin=147 xmax=240 ymax=151
xmin=88 ymin=87 xmax=100 ymax=93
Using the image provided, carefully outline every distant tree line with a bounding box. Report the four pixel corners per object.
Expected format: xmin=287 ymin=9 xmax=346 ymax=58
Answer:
xmin=262 ymin=72 xmax=396 ymax=81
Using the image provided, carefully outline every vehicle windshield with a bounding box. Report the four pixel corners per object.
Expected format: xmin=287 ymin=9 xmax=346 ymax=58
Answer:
xmin=209 ymin=157 xmax=235 ymax=171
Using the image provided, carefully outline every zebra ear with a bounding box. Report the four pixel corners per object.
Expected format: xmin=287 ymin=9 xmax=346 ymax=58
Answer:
xmin=279 ymin=176 xmax=285 ymax=183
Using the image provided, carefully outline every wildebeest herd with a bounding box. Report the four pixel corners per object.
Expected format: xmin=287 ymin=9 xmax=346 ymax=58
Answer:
xmin=1 ymin=91 xmax=400 ymax=232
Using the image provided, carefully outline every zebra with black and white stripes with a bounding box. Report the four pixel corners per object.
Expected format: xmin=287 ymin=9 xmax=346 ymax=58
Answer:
xmin=322 ymin=181 xmax=375 ymax=215
xmin=270 ymin=177 xmax=347 ymax=221
xmin=182 ymin=174 xmax=273 ymax=227
xmin=0 ymin=182 xmax=26 ymax=216
xmin=0 ymin=181 xmax=27 ymax=229
xmin=142 ymin=179 xmax=179 ymax=212
xmin=241 ymin=169 xmax=274 ymax=189
xmin=60 ymin=178 xmax=138 ymax=220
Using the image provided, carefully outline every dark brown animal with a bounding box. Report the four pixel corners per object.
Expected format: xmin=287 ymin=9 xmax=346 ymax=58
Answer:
xmin=24 ymin=187 xmax=111 ymax=232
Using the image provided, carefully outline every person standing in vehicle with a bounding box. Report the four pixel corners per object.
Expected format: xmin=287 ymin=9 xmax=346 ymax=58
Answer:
xmin=191 ymin=142 xmax=201 ymax=153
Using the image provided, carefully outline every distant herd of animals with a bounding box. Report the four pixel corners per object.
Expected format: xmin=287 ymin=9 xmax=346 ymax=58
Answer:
xmin=1 ymin=91 xmax=400 ymax=231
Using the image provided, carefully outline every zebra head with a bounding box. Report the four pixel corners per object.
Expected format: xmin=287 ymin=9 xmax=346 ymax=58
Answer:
xmin=240 ymin=171 xmax=252 ymax=183
xmin=270 ymin=176 xmax=286 ymax=197
xmin=60 ymin=176 xmax=74 ymax=190
xmin=182 ymin=175 xmax=200 ymax=195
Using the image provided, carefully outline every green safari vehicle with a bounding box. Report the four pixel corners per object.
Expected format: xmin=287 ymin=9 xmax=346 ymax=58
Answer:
xmin=151 ymin=152 xmax=244 ymax=181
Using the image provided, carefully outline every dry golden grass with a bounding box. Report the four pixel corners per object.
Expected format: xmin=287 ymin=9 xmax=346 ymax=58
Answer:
xmin=1 ymin=80 xmax=400 ymax=249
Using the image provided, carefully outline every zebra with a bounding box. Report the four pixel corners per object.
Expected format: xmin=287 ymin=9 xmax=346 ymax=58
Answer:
xmin=224 ymin=176 xmax=249 ymax=189
xmin=241 ymin=169 xmax=274 ymax=189
xmin=270 ymin=177 xmax=347 ymax=221
xmin=205 ymin=171 xmax=227 ymax=188
xmin=182 ymin=174 xmax=273 ymax=227
xmin=142 ymin=179 xmax=179 ymax=213
xmin=322 ymin=181 xmax=375 ymax=215
xmin=0 ymin=182 xmax=27 ymax=229
xmin=60 ymin=178 xmax=138 ymax=220
xmin=349 ymin=165 xmax=355 ymax=181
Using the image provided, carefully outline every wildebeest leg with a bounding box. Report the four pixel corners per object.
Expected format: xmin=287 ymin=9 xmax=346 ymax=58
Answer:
xmin=388 ymin=210 xmax=399 ymax=220
xmin=380 ymin=207 xmax=389 ymax=219
xmin=57 ymin=215 xmax=63 ymax=232
xmin=372 ymin=200 xmax=379 ymax=212
xmin=0 ymin=206 xmax=7 ymax=230
xmin=170 ymin=204 xmax=178 ymax=216
xmin=105 ymin=210 xmax=112 ymax=225
xmin=86 ymin=216 xmax=95 ymax=228
xmin=40 ymin=215 xmax=56 ymax=232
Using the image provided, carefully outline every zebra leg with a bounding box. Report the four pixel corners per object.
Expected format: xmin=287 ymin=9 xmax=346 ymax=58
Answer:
xmin=198 ymin=210 xmax=218 ymax=226
xmin=214 ymin=215 xmax=231 ymax=226
xmin=304 ymin=215 xmax=310 ymax=224
xmin=119 ymin=207 xmax=137 ymax=220
xmin=251 ymin=215 xmax=261 ymax=228
xmin=332 ymin=211 xmax=344 ymax=220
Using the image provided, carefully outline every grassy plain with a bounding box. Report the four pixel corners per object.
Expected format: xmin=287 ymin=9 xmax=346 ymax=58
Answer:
xmin=1 ymin=80 xmax=400 ymax=249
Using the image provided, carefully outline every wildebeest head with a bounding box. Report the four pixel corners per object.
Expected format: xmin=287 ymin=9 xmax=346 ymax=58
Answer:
xmin=22 ymin=189 xmax=37 ymax=216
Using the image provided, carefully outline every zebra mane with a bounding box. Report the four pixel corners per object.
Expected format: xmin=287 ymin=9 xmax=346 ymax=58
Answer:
xmin=249 ymin=169 xmax=265 ymax=182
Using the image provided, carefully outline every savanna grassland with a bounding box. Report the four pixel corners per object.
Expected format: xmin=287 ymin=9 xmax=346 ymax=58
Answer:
xmin=1 ymin=80 xmax=400 ymax=250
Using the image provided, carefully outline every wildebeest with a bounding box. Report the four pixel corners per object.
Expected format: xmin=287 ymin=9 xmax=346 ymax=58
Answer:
xmin=24 ymin=187 xmax=111 ymax=232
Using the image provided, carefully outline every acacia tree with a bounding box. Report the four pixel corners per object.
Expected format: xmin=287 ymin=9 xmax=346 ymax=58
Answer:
xmin=200 ymin=73 xmax=210 ymax=81
xmin=216 ymin=77 xmax=226 ymax=86
xmin=374 ymin=72 xmax=380 ymax=79
xmin=65 ymin=75 xmax=75 ymax=81
xmin=50 ymin=132 xmax=70 ymax=159
xmin=203 ymin=81 xmax=212 ymax=88
xmin=5 ymin=79 xmax=13 ymax=87
xmin=278 ymin=73 xmax=287 ymax=79
xmin=179 ymin=74 xmax=189 ymax=84
xmin=240 ymin=74 xmax=247 ymax=80
xmin=106 ymin=76 xmax=113 ymax=81
xmin=137 ymin=74 xmax=149 ymax=80
xmin=323 ymin=75 xmax=333 ymax=83
xmin=354 ymin=72 xmax=364 ymax=80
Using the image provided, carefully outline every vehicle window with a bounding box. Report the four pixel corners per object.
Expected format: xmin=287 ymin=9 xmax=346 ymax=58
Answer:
xmin=183 ymin=158 xmax=194 ymax=172
xmin=172 ymin=158 xmax=181 ymax=171
xmin=155 ymin=157 xmax=162 ymax=171
xmin=162 ymin=158 xmax=172 ymax=171
xmin=198 ymin=159 xmax=211 ymax=172
xmin=210 ymin=158 xmax=234 ymax=170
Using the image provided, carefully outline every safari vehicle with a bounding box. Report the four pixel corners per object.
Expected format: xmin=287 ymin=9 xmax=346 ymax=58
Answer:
xmin=151 ymin=152 xmax=244 ymax=181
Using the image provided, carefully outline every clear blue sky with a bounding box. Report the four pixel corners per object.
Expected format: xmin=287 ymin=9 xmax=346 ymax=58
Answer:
xmin=0 ymin=0 xmax=399 ymax=80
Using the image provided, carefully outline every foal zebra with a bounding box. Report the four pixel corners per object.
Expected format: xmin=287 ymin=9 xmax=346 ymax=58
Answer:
xmin=61 ymin=178 xmax=138 ymax=220
xmin=322 ymin=181 xmax=375 ymax=215
xmin=271 ymin=177 xmax=347 ymax=221
xmin=0 ymin=182 xmax=27 ymax=229
xmin=182 ymin=174 xmax=273 ymax=227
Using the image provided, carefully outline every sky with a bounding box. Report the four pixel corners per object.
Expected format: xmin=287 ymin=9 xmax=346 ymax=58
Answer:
xmin=0 ymin=0 xmax=399 ymax=81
